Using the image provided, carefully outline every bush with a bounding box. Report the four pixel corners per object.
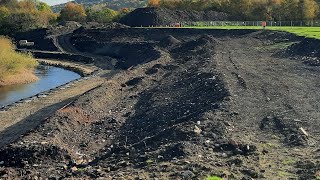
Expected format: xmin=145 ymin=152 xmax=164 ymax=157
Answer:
xmin=59 ymin=2 xmax=86 ymax=22
xmin=0 ymin=37 xmax=38 ymax=80
xmin=86 ymin=7 xmax=118 ymax=23
xmin=0 ymin=1 xmax=57 ymax=35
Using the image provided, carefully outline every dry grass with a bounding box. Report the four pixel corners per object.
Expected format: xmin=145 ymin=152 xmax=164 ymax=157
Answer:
xmin=0 ymin=69 xmax=38 ymax=86
xmin=0 ymin=36 xmax=38 ymax=85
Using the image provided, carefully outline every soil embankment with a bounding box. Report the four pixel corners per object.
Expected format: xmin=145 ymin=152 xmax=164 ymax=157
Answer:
xmin=0 ymin=28 xmax=320 ymax=179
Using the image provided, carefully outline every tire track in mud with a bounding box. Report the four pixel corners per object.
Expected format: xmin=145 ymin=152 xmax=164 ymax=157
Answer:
xmin=215 ymin=36 xmax=320 ymax=179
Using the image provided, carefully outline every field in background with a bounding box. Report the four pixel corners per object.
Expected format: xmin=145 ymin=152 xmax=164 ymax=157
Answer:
xmin=0 ymin=37 xmax=38 ymax=85
xmin=182 ymin=26 xmax=320 ymax=39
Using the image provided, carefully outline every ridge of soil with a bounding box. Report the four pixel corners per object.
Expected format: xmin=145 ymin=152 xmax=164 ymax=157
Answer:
xmin=0 ymin=28 xmax=320 ymax=179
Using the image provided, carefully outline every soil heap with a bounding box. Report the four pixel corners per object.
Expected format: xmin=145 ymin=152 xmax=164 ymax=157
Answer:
xmin=119 ymin=7 xmax=229 ymax=27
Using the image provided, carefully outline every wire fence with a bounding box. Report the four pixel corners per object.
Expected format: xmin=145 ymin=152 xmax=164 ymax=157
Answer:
xmin=180 ymin=21 xmax=320 ymax=27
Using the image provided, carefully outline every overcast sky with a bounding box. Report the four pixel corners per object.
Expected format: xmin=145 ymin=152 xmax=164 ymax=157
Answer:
xmin=41 ymin=0 xmax=71 ymax=6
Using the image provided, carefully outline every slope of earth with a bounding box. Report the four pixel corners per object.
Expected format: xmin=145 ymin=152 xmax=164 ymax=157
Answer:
xmin=0 ymin=29 xmax=320 ymax=179
xmin=119 ymin=7 xmax=229 ymax=27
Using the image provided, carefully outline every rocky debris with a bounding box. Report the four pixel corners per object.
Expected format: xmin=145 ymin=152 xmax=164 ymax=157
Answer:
xmin=214 ymin=141 xmax=257 ymax=156
xmin=194 ymin=125 xmax=202 ymax=135
xmin=120 ymin=7 xmax=229 ymax=27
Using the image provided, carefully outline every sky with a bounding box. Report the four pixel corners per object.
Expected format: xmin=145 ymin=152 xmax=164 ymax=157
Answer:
xmin=41 ymin=0 xmax=71 ymax=6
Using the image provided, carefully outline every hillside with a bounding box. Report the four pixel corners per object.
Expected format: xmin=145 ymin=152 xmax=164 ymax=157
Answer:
xmin=52 ymin=0 xmax=147 ymax=12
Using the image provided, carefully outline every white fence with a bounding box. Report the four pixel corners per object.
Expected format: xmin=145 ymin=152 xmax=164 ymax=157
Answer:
xmin=181 ymin=21 xmax=320 ymax=27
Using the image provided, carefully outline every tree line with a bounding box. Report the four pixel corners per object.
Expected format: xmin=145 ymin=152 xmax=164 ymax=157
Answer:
xmin=0 ymin=0 xmax=130 ymax=35
xmin=1 ymin=0 xmax=319 ymax=35
xmin=0 ymin=0 xmax=56 ymax=34
xmin=58 ymin=2 xmax=130 ymax=23
xmin=148 ymin=0 xmax=320 ymax=21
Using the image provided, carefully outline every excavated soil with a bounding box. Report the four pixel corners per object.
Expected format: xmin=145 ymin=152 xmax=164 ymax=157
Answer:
xmin=1 ymin=29 xmax=320 ymax=179
xmin=286 ymin=38 xmax=320 ymax=66
xmin=120 ymin=7 xmax=229 ymax=27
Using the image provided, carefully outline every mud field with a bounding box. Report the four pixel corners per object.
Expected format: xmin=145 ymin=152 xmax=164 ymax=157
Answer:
xmin=1 ymin=28 xmax=320 ymax=179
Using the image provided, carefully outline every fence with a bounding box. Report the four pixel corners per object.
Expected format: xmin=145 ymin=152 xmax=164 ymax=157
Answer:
xmin=180 ymin=21 xmax=320 ymax=27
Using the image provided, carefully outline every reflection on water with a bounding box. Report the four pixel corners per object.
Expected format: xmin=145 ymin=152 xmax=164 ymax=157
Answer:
xmin=0 ymin=65 xmax=81 ymax=107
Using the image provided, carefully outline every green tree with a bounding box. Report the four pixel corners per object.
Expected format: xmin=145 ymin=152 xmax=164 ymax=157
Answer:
xmin=0 ymin=6 xmax=9 ymax=20
xmin=87 ymin=6 xmax=118 ymax=23
xmin=59 ymin=2 xmax=86 ymax=22
xmin=37 ymin=1 xmax=51 ymax=11
xmin=302 ymin=0 xmax=319 ymax=21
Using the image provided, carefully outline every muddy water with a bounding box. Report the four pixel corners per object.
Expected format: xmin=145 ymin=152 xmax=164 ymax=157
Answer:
xmin=0 ymin=65 xmax=81 ymax=107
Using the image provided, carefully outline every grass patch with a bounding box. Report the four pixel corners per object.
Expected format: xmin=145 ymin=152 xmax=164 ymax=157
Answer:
xmin=278 ymin=171 xmax=292 ymax=178
xmin=206 ymin=176 xmax=222 ymax=180
xmin=0 ymin=36 xmax=38 ymax=84
xmin=282 ymin=158 xmax=297 ymax=166
xmin=180 ymin=26 xmax=320 ymax=39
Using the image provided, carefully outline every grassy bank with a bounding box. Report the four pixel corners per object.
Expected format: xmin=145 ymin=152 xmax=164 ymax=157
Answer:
xmin=0 ymin=37 xmax=38 ymax=86
xmin=182 ymin=26 xmax=320 ymax=39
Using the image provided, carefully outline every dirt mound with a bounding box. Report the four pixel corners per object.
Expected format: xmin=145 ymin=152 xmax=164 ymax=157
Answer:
xmin=120 ymin=7 xmax=229 ymax=27
xmin=48 ymin=21 xmax=82 ymax=35
xmin=13 ymin=22 xmax=82 ymax=52
xmin=0 ymin=144 xmax=70 ymax=168
xmin=252 ymin=30 xmax=300 ymax=43
xmin=286 ymin=38 xmax=320 ymax=66
xmin=14 ymin=28 xmax=59 ymax=51
xmin=158 ymin=35 xmax=181 ymax=48
xmin=73 ymin=41 xmax=161 ymax=69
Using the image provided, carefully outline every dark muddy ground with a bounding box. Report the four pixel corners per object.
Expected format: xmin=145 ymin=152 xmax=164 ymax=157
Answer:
xmin=1 ymin=28 xmax=320 ymax=179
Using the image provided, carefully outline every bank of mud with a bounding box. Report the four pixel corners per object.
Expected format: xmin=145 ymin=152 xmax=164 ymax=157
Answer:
xmin=1 ymin=28 xmax=320 ymax=179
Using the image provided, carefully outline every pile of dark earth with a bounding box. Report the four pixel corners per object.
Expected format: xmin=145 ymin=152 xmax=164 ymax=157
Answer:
xmin=286 ymin=38 xmax=320 ymax=66
xmin=0 ymin=28 xmax=320 ymax=179
xmin=13 ymin=21 xmax=128 ymax=52
xmin=119 ymin=7 xmax=229 ymax=27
